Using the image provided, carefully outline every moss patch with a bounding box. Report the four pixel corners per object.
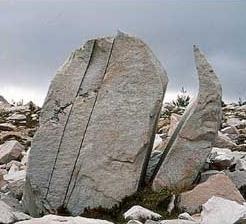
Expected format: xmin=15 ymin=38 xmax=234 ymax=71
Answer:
xmin=81 ymin=187 xmax=178 ymax=223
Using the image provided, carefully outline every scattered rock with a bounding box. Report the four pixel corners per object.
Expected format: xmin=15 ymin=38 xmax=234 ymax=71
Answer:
xmin=0 ymin=123 xmax=16 ymax=131
xmin=0 ymin=140 xmax=24 ymax=164
xmin=199 ymin=170 xmax=222 ymax=183
xmin=200 ymin=196 xmax=246 ymax=224
xmin=178 ymin=173 xmax=245 ymax=214
xmin=7 ymin=113 xmax=26 ymax=123
xmin=123 ymin=205 xmax=162 ymax=222
xmin=127 ymin=220 xmax=143 ymax=224
xmin=152 ymin=46 xmax=222 ymax=191
xmin=15 ymin=214 xmax=114 ymax=224
xmin=178 ymin=212 xmax=196 ymax=221
xmin=0 ymin=200 xmax=30 ymax=224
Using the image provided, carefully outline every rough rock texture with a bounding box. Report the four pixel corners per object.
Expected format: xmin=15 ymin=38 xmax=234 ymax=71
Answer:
xmin=200 ymin=196 xmax=246 ymax=224
xmin=145 ymin=220 xmax=198 ymax=224
xmin=152 ymin=46 xmax=222 ymax=191
xmin=15 ymin=214 xmax=114 ymax=224
xmin=178 ymin=174 xmax=245 ymax=214
xmin=23 ymin=32 xmax=168 ymax=216
xmin=0 ymin=200 xmax=30 ymax=224
xmin=123 ymin=205 xmax=162 ymax=222
xmin=0 ymin=140 xmax=24 ymax=164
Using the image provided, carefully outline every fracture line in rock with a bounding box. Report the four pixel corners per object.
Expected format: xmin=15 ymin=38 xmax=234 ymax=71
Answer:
xmin=44 ymin=40 xmax=96 ymax=199
xmin=64 ymin=38 xmax=116 ymax=206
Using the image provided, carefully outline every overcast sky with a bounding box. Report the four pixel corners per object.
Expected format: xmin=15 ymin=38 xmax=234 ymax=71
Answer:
xmin=0 ymin=0 xmax=245 ymax=106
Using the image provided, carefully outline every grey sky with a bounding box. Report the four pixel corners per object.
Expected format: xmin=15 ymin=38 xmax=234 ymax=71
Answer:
xmin=0 ymin=0 xmax=245 ymax=105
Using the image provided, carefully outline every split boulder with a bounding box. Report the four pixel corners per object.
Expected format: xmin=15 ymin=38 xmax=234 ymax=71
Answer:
xmin=23 ymin=32 xmax=168 ymax=216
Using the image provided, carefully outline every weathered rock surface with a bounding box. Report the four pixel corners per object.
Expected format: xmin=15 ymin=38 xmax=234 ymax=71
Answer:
xmin=0 ymin=140 xmax=24 ymax=164
xmin=15 ymin=214 xmax=114 ymax=224
xmin=200 ymin=196 xmax=246 ymax=224
xmin=0 ymin=200 xmax=30 ymax=224
xmin=145 ymin=220 xmax=198 ymax=224
xmin=23 ymin=32 xmax=168 ymax=216
xmin=123 ymin=205 xmax=162 ymax=222
xmin=152 ymin=46 xmax=222 ymax=191
xmin=178 ymin=173 xmax=245 ymax=214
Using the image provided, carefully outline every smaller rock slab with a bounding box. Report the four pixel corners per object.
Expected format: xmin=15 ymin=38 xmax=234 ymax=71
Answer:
xmin=178 ymin=173 xmax=245 ymax=214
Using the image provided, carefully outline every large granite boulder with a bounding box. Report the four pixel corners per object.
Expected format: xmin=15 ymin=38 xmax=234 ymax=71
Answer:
xmin=23 ymin=32 xmax=168 ymax=216
xmin=152 ymin=46 xmax=222 ymax=191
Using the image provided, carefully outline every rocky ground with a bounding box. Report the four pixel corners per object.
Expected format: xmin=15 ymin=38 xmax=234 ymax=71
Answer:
xmin=0 ymin=95 xmax=246 ymax=224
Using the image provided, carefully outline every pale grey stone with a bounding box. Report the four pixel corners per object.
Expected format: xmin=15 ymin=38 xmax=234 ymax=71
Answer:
xmin=0 ymin=123 xmax=16 ymax=131
xmin=15 ymin=214 xmax=114 ymax=224
xmin=0 ymin=200 xmax=30 ymax=224
xmin=200 ymin=196 xmax=246 ymax=224
xmin=178 ymin=212 xmax=196 ymax=221
xmin=0 ymin=140 xmax=24 ymax=164
xmin=23 ymin=32 xmax=168 ymax=216
xmin=127 ymin=220 xmax=143 ymax=224
xmin=7 ymin=113 xmax=26 ymax=122
xmin=152 ymin=46 xmax=222 ymax=191
xmin=124 ymin=205 xmax=162 ymax=222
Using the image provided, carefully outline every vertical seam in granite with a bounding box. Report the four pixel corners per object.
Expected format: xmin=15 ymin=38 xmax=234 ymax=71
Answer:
xmin=44 ymin=40 xmax=96 ymax=199
xmin=64 ymin=37 xmax=116 ymax=206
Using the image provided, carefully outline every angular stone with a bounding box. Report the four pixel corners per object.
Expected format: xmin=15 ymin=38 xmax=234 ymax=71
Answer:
xmin=152 ymin=46 xmax=222 ymax=191
xmin=0 ymin=200 xmax=30 ymax=224
xmin=178 ymin=174 xmax=245 ymax=214
xmin=123 ymin=205 xmax=162 ymax=222
xmin=15 ymin=214 xmax=114 ymax=224
xmin=23 ymin=32 xmax=168 ymax=216
xmin=200 ymin=196 xmax=246 ymax=224
xmin=213 ymin=131 xmax=238 ymax=150
xmin=0 ymin=140 xmax=24 ymax=164
xmin=0 ymin=123 xmax=16 ymax=131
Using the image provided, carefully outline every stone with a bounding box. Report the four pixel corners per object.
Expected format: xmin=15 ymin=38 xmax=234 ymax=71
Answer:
xmin=0 ymin=200 xmax=30 ymax=224
xmin=213 ymin=131 xmax=238 ymax=150
xmin=7 ymin=113 xmax=26 ymax=122
xmin=4 ymin=170 xmax=26 ymax=199
xmin=152 ymin=46 xmax=222 ymax=191
xmin=0 ymin=193 xmax=24 ymax=212
xmin=200 ymin=196 xmax=246 ymax=224
xmin=0 ymin=95 xmax=9 ymax=106
xmin=123 ymin=205 xmax=162 ymax=222
xmin=167 ymin=113 xmax=181 ymax=137
xmin=0 ymin=140 xmax=24 ymax=164
xmin=15 ymin=214 xmax=114 ymax=224
xmin=221 ymin=126 xmax=240 ymax=140
xmin=236 ymin=159 xmax=246 ymax=171
xmin=23 ymin=32 xmax=168 ymax=216
xmin=0 ymin=123 xmax=16 ymax=131
xmin=127 ymin=220 xmax=143 ymax=224
xmin=227 ymin=118 xmax=245 ymax=128
xmin=199 ymin=170 xmax=223 ymax=183
xmin=208 ymin=147 xmax=234 ymax=170
xmin=178 ymin=212 xmax=196 ymax=222
xmin=178 ymin=173 xmax=245 ymax=214
xmin=226 ymin=170 xmax=246 ymax=198
xmin=145 ymin=220 xmax=198 ymax=224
